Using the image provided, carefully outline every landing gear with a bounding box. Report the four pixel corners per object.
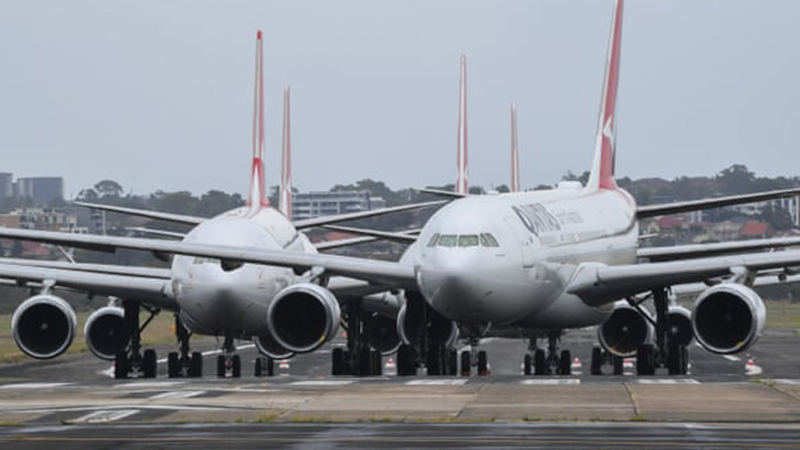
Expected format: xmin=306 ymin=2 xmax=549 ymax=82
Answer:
xmin=254 ymin=357 xmax=274 ymax=377
xmin=167 ymin=315 xmax=202 ymax=378
xmin=590 ymin=347 xmax=624 ymax=376
xmin=526 ymin=332 xmax=571 ymax=376
xmin=114 ymin=300 xmax=160 ymax=379
xmin=331 ymin=299 xmax=383 ymax=376
xmin=634 ymin=289 xmax=689 ymax=376
xmin=216 ymin=334 xmax=241 ymax=378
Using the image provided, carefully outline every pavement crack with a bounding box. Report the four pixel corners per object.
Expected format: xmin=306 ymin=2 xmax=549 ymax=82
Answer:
xmin=453 ymin=383 xmax=486 ymax=421
xmin=623 ymin=382 xmax=641 ymax=419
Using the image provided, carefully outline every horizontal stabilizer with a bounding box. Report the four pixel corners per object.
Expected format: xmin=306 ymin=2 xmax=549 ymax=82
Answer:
xmin=416 ymin=188 xmax=467 ymax=199
xmin=74 ymin=202 xmax=205 ymax=226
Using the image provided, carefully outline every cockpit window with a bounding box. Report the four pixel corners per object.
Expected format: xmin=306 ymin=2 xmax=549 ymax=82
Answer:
xmin=458 ymin=235 xmax=479 ymax=247
xmin=437 ymin=234 xmax=457 ymax=247
xmin=427 ymin=233 xmax=440 ymax=247
xmin=480 ymin=233 xmax=500 ymax=247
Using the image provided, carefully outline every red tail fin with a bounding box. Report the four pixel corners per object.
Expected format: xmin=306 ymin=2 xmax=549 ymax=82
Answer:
xmin=247 ymin=30 xmax=269 ymax=209
xmin=510 ymin=103 xmax=520 ymax=192
xmin=455 ymin=55 xmax=469 ymax=195
xmin=279 ymin=86 xmax=292 ymax=218
xmin=587 ymin=0 xmax=623 ymax=190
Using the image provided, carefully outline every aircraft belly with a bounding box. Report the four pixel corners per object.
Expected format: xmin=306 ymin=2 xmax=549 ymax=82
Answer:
xmin=514 ymin=292 xmax=613 ymax=330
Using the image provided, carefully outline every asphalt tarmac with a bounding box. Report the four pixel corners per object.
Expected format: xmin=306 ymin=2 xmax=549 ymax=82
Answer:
xmin=1 ymin=330 xmax=800 ymax=448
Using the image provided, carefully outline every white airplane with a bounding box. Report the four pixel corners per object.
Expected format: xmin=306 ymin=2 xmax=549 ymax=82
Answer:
xmin=4 ymin=0 xmax=800 ymax=380
xmin=0 ymin=30 xmax=440 ymax=379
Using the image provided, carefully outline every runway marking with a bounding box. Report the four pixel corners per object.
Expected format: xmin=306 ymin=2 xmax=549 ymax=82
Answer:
xmin=13 ymin=404 xmax=229 ymax=414
xmin=765 ymin=379 xmax=800 ymax=385
xmin=149 ymin=390 xmax=206 ymax=400
xmin=520 ymin=379 xmax=580 ymax=385
xmin=156 ymin=344 xmax=256 ymax=364
xmin=122 ymin=381 xmax=187 ymax=388
xmin=634 ymin=379 xmax=700 ymax=385
xmin=723 ymin=355 xmax=741 ymax=362
xmin=0 ymin=382 xmax=72 ymax=389
xmin=405 ymin=379 xmax=468 ymax=386
xmin=69 ymin=409 xmax=139 ymax=424
xmin=290 ymin=380 xmax=355 ymax=386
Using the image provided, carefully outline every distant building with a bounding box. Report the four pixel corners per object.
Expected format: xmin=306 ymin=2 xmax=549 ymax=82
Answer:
xmin=15 ymin=177 xmax=64 ymax=205
xmin=1 ymin=207 xmax=77 ymax=232
xmin=0 ymin=173 xmax=13 ymax=198
xmin=726 ymin=196 xmax=800 ymax=227
xmin=291 ymin=190 xmax=386 ymax=221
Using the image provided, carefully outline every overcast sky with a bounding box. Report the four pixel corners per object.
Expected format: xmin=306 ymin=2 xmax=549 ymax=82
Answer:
xmin=1 ymin=0 xmax=798 ymax=198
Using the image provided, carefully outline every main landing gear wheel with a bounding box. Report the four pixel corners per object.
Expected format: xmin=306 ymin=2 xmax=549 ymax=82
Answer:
xmin=667 ymin=345 xmax=688 ymax=376
xmin=632 ymin=288 xmax=691 ymax=376
xmin=461 ymin=350 xmax=472 ymax=376
xmin=558 ymin=350 xmax=571 ymax=376
xmin=255 ymin=357 xmax=275 ymax=377
xmin=636 ymin=344 xmax=655 ymax=376
xmin=477 ymin=350 xmax=489 ymax=376
xmin=523 ymin=354 xmax=532 ymax=376
xmin=396 ymin=344 xmax=417 ymax=376
xmin=113 ymin=300 xmax=160 ymax=379
xmin=533 ymin=349 xmax=547 ymax=375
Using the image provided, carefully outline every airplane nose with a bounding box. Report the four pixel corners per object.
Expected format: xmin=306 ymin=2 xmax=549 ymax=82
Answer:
xmin=417 ymin=267 xmax=493 ymax=323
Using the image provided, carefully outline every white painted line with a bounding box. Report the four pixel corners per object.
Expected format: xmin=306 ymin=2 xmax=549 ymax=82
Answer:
xmin=13 ymin=404 xmax=228 ymax=414
xmin=290 ymin=380 xmax=355 ymax=386
xmin=405 ymin=379 xmax=468 ymax=386
xmin=723 ymin=355 xmax=741 ymax=362
xmin=0 ymin=382 xmax=72 ymax=389
xmin=520 ymin=379 xmax=580 ymax=385
xmin=765 ymin=379 xmax=800 ymax=385
xmin=122 ymin=381 xmax=187 ymax=388
xmin=635 ymin=379 xmax=700 ymax=385
xmin=70 ymin=409 xmax=139 ymax=424
xmin=149 ymin=390 xmax=206 ymax=400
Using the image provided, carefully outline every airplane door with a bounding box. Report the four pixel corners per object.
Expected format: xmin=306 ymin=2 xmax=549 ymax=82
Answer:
xmin=504 ymin=215 xmax=535 ymax=268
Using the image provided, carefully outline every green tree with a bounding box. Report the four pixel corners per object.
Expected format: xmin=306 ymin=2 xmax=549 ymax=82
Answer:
xmin=94 ymin=180 xmax=124 ymax=199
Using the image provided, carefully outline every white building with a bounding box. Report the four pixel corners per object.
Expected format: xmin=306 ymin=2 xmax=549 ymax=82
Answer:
xmin=292 ymin=191 xmax=386 ymax=221
xmin=726 ymin=196 xmax=800 ymax=227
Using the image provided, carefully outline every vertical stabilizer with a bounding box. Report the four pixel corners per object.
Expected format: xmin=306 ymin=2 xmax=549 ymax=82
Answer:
xmin=586 ymin=0 xmax=623 ymax=190
xmin=279 ymin=86 xmax=292 ymax=218
xmin=510 ymin=103 xmax=520 ymax=192
xmin=247 ymin=30 xmax=270 ymax=209
xmin=455 ymin=55 xmax=469 ymax=195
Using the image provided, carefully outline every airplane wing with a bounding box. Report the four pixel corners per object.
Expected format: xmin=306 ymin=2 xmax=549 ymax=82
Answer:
xmin=637 ymin=237 xmax=800 ymax=262
xmin=0 ymin=228 xmax=417 ymax=289
xmin=0 ymin=258 xmax=172 ymax=279
xmin=0 ymin=262 xmax=176 ymax=309
xmin=320 ymin=225 xmax=419 ymax=244
xmin=127 ymin=227 xmax=186 ymax=239
xmin=314 ymin=235 xmax=381 ymax=251
xmin=416 ymin=188 xmax=467 ymax=199
xmin=74 ymin=201 xmax=206 ymax=225
xmin=635 ymin=188 xmax=800 ymax=219
xmin=567 ymin=249 xmax=800 ymax=307
xmin=291 ymin=200 xmax=445 ymax=230
xmin=75 ymin=199 xmax=446 ymax=231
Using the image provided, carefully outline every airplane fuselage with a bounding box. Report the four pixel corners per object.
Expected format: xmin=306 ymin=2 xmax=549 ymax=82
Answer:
xmin=171 ymin=207 xmax=314 ymax=337
xmin=412 ymin=185 xmax=638 ymax=332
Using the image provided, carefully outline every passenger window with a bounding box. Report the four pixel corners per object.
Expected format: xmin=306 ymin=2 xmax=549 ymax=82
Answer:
xmin=458 ymin=235 xmax=479 ymax=247
xmin=427 ymin=233 xmax=440 ymax=247
xmin=481 ymin=233 xmax=500 ymax=247
xmin=437 ymin=235 xmax=457 ymax=247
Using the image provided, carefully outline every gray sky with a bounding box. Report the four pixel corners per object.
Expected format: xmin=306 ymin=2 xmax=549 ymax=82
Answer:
xmin=1 ymin=0 xmax=799 ymax=198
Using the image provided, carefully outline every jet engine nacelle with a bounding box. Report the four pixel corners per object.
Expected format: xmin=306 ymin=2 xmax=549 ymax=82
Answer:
xmin=253 ymin=328 xmax=295 ymax=360
xmin=367 ymin=313 xmax=402 ymax=356
xmin=396 ymin=303 xmax=459 ymax=349
xmin=667 ymin=305 xmax=694 ymax=347
xmin=692 ymin=283 xmax=766 ymax=355
xmin=84 ymin=306 xmax=128 ymax=361
xmin=597 ymin=301 xmax=654 ymax=357
xmin=12 ymin=294 xmax=77 ymax=359
xmin=267 ymin=283 xmax=341 ymax=354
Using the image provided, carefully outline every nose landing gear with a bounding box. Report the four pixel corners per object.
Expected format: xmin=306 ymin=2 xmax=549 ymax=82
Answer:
xmin=216 ymin=334 xmax=241 ymax=378
xmin=167 ymin=314 xmax=202 ymax=378
xmin=524 ymin=331 xmax=571 ymax=376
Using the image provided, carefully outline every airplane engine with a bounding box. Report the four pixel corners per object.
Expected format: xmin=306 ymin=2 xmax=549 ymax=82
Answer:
xmin=267 ymin=283 xmax=341 ymax=354
xmin=597 ymin=302 xmax=653 ymax=357
xmin=12 ymin=295 xmax=77 ymax=359
xmin=366 ymin=313 xmax=402 ymax=356
xmin=396 ymin=303 xmax=459 ymax=349
xmin=253 ymin=328 xmax=295 ymax=360
xmin=667 ymin=305 xmax=694 ymax=347
xmin=84 ymin=306 xmax=128 ymax=361
xmin=692 ymin=283 xmax=765 ymax=355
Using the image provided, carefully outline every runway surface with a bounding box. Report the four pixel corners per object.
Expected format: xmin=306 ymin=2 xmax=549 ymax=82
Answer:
xmin=2 ymin=330 xmax=800 ymax=448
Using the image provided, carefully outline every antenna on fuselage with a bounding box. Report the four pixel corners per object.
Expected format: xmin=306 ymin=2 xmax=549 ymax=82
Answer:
xmin=586 ymin=0 xmax=623 ymax=191
xmin=247 ymin=30 xmax=270 ymax=210
xmin=455 ymin=55 xmax=469 ymax=195
xmin=279 ymin=86 xmax=292 ymax=219
xmin=510 ymin=103 xmax=520 ymax=192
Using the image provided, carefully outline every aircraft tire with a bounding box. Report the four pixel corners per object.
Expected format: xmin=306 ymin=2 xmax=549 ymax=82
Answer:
xmin=559 ymin=350 xmax=571 ymax=376
xmin=460 ymin=351 xmax=471 ymax=376
xmin=371 ymin=349 xmax=382 ymax=376
xmin=332 ymin=348 xmax=344 ymax=376
xmin=613 ymin=355 xmax=624 ymax=375
xmin=524 ymin=353 xmax=532 ymax=376
xmin=232 ymin=355 xmax=241 ymax=378
xmin=255 ymin=357 xmax=263 ymax=377
xmin=447 ymin=349 xmax=458 ymax=376
xmin=477 ymin=350 xmax=489 ymax=376
xmin=114 ymin=350 xmax=129 ymax=379
xmin=189 ymin=352 xmax=203 ymax=377
xmin=216 ymin=355 xmax=226 ymax=378
xmin=590 ymin=347 xmax=603 ymax=375
xmin=533 ymin=349 xmax=546 ymax=375
xmin=142 ymin=349 xmax=157 ymax=378
xmin=167 ymin=352 xmax=180 ymax=378
xmin=636 ymin=345 xmax=655 ymax=376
